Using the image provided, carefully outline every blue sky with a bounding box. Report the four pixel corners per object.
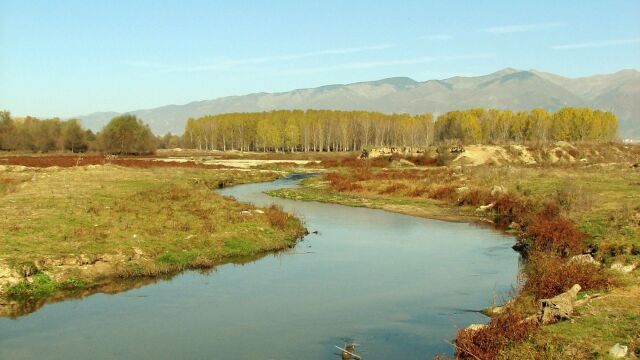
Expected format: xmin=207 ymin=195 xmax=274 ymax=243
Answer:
xmin=1 ymin=0 xmax=639 ymax=118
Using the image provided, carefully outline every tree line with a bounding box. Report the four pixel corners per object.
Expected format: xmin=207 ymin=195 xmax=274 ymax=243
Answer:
xmin=1 ymin=107 xmax=618 ymax=154
xmin=0 ymin=112 xmax=156 ymax=154
xmin=184 ymin=108 xmax=618 ymax=152
xmin=184 ymin=110 xmax=434 ymax=152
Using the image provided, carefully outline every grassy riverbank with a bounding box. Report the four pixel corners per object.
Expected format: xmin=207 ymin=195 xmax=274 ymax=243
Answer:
xmin=0 ymin=164 xmax=305 ymax=316
xmin=272 ymin=156 xmax=640 ymax=358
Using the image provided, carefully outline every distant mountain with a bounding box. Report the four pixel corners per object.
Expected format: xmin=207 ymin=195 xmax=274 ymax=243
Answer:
xmin=76 ymin=68 xmax=640 ymax=138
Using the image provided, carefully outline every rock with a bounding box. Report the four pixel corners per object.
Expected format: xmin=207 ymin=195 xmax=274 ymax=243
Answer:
xmin=608 ymin=343 xmax=628 ymax=358
xmin=465 ymin=323 xmax=488 ymax=331
xmin=490 ymin=185 xmax=507 ymax=197
xmin=240 ymin=210 xmax=252 ymax=216
xmin=0 ymin=263 xmax=22 ymax=292
xmin=78 ymin=254 xmax=93 ymax=265
xmin=482 ymin=306 xmax=505 ymax=317
xmin=398 ymin=159 xmax=416 ymax=167
xmin=476 ymin=202 xmax=495 ymax=212
xmin=508 ymin=222 xmax=522 ymax=231
xmin=253 ymin=209 xmax=264 ymax=214
xmin=611 ymin=262 xmax=636 ymax=273
xmin=538 ymin=284 xmax=581 ymax=324
xmin=569 ymin=254 xmax=600 ymax=267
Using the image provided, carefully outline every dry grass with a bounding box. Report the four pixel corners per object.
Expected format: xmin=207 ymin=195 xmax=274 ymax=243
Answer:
xmin=265 ymin=204 xmax=290 ymax=230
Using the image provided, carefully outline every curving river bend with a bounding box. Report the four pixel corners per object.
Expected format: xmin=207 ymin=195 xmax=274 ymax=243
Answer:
xmin=0 ymin=174 xmax=519 ymax=359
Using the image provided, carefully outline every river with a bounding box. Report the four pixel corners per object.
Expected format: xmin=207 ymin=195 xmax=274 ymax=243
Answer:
xmin=0 ymin=174 xmax=519 ymax=359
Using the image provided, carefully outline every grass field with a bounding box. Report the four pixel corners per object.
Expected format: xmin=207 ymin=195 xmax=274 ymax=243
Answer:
xmin=0 ymin=164 xmax=304 ymax=315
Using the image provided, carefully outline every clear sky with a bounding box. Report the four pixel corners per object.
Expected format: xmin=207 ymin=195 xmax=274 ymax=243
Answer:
xmin=1 ymin=0 xmax=639 ymax=118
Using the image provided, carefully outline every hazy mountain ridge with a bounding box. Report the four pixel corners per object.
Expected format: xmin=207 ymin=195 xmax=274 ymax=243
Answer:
xmin=76 ymin=68 xmax=640 ymax=138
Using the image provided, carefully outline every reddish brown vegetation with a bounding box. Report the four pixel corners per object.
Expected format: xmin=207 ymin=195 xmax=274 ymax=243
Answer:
xmin=522 ymin=252 xmax=612 ymax=299
xmin=265 ymin=204 xmax=290 ymax=230
xmin=379 ymin=183 xmax=408 ymax=195
xmin=455 ymin=311 xmax=538 ymax=359
xmin=457 ymin=189 xmax=492 ymax=207
xmin=527 ymin=204 xmax=584 ymax=256
xmin=325 ymin=172 xmax=363 ymax=192
xmin=407 ymin=186 xmax=429 ymax=197
xmin=429 ymin=185 xmax=457 ymax=201
xmin=492 ymin=193 xmax=530 ymax=229
xmin=316 ymin=156 xmax=390 ymax=168
xmin=0 ymin=155 xmax=228 ymax=169
xmin=410 ymin=154 xmax=438 ymax=166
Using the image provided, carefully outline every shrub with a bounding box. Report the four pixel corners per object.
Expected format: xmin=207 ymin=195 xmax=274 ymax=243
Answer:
xmin=407 ymin=186 xmax=429 ymax=197
xmin=526 ymin=204 xmax=584 ymax=256
xmin=265 ymin=204 xmax=289 ymax=230
xmin=493 ymin=193 xmax=529 ymax=229
xmin=325 ymin=172 xmax=363 ymax=192
xmin=429 ymin=185 xmax=457 ymax=201
xmin=458 ymin=189 xmax=492 ymax=206
xmin=379 ymin=183 xmax=407 ymax=195
xmin=455 ymin=310 xmax=538 ymax=359
xmin=409 ymin=154 xmax=437 ymax=166
xmin=522 ymin=253 xmax=612 ymax=299
xmin=352 ymin=168 xmax=374 ymax=181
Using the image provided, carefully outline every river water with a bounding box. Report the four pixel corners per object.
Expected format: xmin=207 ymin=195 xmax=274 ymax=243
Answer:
xmin=0 ymin=174 xmax=519 ymax=359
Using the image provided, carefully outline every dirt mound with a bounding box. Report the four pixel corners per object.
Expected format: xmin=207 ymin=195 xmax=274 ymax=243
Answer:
xmin=452 ymin=145 xmax=537 ymax=166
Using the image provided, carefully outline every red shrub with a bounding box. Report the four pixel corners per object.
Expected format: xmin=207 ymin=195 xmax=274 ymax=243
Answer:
xmin=455 ymin=310 xmax=538 ymax=359
xmin=492 ymin=193 xmax=529 ymax=229
xmin=265 ymin=204 xmax=290 ymax=230
xmin=527 ymin=216 xmax=584 ymax=256
xmin=522 ymin=253 xmax=612 ymax=299
xmin=352 ymin=169 xmax=374 ymax=181
xmin=324 ymin=172 xmax=363 ymax=192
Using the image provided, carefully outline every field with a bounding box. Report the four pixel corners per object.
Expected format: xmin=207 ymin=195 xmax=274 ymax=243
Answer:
xmin=0 ymin=163 xmax=305 ymax=316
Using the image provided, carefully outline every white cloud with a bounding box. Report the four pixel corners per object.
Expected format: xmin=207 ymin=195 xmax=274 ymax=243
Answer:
xmin=552 ymin=38 xmax=640 ymax=50
xmin=482 ymin=22 xmax=564 ymax=34
xmin=127 ymin=44 xmax=394 ymax=73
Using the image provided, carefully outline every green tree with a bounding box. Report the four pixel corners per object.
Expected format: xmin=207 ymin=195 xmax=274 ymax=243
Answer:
xmin=99 ymin=114 xmax=156 ymax=154
xmin=0 ymin=111 xmax=18 ymax=150
xmin=62 ymin=119 xmax=88 ymax=152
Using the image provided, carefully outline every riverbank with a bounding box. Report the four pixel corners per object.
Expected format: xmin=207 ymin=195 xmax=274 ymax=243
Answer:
xmin=0 ymin=164 xmax=305 ymax=316
xmin=272 ymin=158 xmax=639 ymax=358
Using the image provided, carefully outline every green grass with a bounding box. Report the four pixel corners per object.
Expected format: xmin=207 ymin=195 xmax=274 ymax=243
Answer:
xmin=8 ymin=273 xmax=58 ymax=301
xmin=0 ymin=165 xmax=305 ymax=307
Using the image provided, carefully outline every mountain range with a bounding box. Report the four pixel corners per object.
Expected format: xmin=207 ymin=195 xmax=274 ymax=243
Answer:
xmin=77 ymin=68 xmax=640 ymax=139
